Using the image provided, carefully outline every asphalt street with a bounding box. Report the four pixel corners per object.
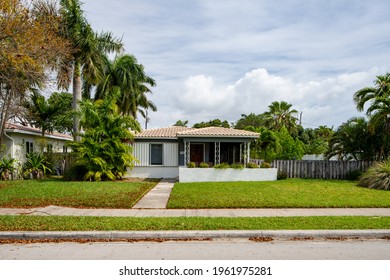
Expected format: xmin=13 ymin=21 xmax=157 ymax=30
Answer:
xmin=1 ymin=238 xmax=389 ymax=260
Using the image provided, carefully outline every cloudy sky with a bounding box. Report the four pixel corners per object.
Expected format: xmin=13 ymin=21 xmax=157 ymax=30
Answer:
xmin=82 ymin=0 xmax=390 ymax=129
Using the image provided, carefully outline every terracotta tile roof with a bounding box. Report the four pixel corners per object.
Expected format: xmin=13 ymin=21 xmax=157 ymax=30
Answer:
xmin=177 ymin=126 xmax=259 ymax=138
xmin=135 ymin=126 xmax=259 ymax=139
xmin=135 ymin=126 xmax=197 ymax=138
xmin=4 ymin=123 xmax=73 ymax=140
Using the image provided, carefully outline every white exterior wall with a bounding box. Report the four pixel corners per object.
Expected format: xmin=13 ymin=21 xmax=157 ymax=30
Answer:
xmin=2 ymin=132 xmax=70 ymax=163
xmin=126 ymin=166 xmax=179 ymax=179
xmin=133 ymin=142 xmax=178 ymax=167
xmin=179 ymin=167 xmax=278 ymax=182
xmin=130 ymin=142 xmax=179 ymax=178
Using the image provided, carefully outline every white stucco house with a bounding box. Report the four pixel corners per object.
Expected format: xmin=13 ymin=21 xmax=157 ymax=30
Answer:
xmin=128 ymin=126 xmax=278 ymax=182
xmin=1 ymin=123 xmax=72 ymax=164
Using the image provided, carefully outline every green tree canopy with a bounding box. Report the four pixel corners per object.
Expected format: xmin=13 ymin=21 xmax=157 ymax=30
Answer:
xmin=193 ymin=119 xmax=230 ymax=128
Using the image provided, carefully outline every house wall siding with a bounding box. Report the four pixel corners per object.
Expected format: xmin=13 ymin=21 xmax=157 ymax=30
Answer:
xmin=133 ymin=142 xmax=178 ymax=167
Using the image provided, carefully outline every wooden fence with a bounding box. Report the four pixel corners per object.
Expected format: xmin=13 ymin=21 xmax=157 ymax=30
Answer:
xmin=271 ymin=160 xmax=373 ymax=179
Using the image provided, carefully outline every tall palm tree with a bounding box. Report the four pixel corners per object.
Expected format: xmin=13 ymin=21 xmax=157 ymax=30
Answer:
xmin=57 ymin=0 xmax=123 ymax=140
xmin=264 ymin=101 xmax=298 ymax=134
xmin=94 ymin=54 xmax=156 ymax=118
xmin=353 ymin=73 xmax=390 ymax=115
xmin=354 ymin=73 xmax=390 ymax=159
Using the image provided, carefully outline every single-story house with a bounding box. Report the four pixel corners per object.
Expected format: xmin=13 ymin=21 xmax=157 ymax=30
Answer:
xmin=1 ymin=123 xmax=72 ymax=164
xmin=128 ymin=126 xmax=278 ymax=181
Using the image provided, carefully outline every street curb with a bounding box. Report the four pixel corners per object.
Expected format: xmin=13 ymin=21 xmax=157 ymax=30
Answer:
xmin=1 ymin=230 xmax=390 ymax=241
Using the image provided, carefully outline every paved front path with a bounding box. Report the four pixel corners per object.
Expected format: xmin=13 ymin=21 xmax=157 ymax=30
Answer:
xmin=132 ymin=179 xmax=175 ymax=209
xmin=0 ymin=206 xmax=390 ymax=217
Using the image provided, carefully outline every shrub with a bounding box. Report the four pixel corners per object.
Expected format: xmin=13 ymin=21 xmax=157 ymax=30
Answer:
xmin=277 ymin=171 xmax=288 ymax=180
xmin=214 ymin=162 xmax=230 ymax=169
xmin=358 ymin=159 xmax=390 ymax=190
xmin=230 ymin=163 xmax=245 ymax=169
xmin=199 ymin=162 xmax=209 ymax=168
xmin=345 ymin=169 xmax=363 ymax=181
xmin=63 ymin=164 xmax=88 ymax=181
xmin=246 ymin=162 xmax=259 ymax=168
xmin=0 ymin=157 xmax=16 ymax=180
xmin=24 ymin=153 xmax=52 ymax=179
xmin=187 ymin=162 xmax=196 ymax=168
xmin=260 ymin=162 xmax=271 ymax=168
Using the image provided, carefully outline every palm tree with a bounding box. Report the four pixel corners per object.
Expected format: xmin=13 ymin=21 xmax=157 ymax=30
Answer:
xmin=57 ymin=0 xmax=123 ymax=140
xmin=264 ymin=101 xmax=298 ymax=134
xmin=94 ymin=54 xmax=156 ymax=119
xmin=354 ymin=73 xmax=390 ymax=159
xmin=23 ymin=90 xmax=58 ymax=137
xmin=353 ymin=73 xmax=390 ymax=115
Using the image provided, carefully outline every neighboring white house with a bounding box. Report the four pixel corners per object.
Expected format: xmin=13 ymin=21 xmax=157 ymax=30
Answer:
xmin=1 ymin=123 xmax=73 ymax=164
xmin=127 ymin=126 xmax=277 ymax=181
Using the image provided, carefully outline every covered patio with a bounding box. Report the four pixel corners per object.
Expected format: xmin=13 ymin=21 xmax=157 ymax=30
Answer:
xmin=177 ymin=126 xmax=258 ymax=166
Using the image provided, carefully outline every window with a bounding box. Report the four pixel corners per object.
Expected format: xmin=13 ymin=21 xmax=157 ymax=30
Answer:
xmin=63 ymin=146 xmax=68 ymax=153
xmin=26 ymin=141 xmax=33 ymax=155
xmin=150 ymin=144 xmax=163 ymax=165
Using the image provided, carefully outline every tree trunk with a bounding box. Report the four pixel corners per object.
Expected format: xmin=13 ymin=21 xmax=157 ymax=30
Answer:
xmin=0 ymin=88 xmax=12 ymax=147
xmin=73 ymin=63 xmax=82 ymax=142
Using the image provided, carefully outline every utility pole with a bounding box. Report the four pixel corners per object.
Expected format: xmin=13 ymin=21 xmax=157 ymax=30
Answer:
xmin=299 ymin=112 xmax=303 ymax=126
xmin=145 ymin=109 xmax=150 ymax=130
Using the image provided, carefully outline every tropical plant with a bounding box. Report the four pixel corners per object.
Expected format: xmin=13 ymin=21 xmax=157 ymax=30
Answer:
xmin=93 ymin=54 xmax=156 ymax=120
xmin=260 ymin=162 xmax=271 ymax=168
xmin=23 ymin=90 xmax=60 ymax=137
xmin=354 ymin=73 xmax=390 ymax=115
xmin=24 ymin=153 xmax=52 ymax=179
xmin=214 ymin=162 xmax=230 ymax=169
xmin=173 ymin=120 xmax=189 ymax=127
xmin=67 ymin=94 xmax=139 ymax=181
xmin=57 ymin=0 xmax=123 ymax=140
xmin=325 ymin=117 xmax=381 ymax=161
xmin=263 ymin=101 xmax=299 ymax=134
xmin=246 ymin=162 xmax=259 ymax=168
xmin=230 ymin=163 xmax=245 ymax=169
xmin=0 ymin=157 xmax=16 ymax=180
xmin=187 ymin=162 xmax=196 ymax=168
xmin=353 ymin=73 xmax=390 ymax=160
xmin=358 ymin=159 xmax=390 ymax=190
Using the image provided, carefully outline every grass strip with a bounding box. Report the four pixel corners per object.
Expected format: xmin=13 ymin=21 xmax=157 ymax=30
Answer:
xmin=168 ymin=179 xmax=390 ymax=208
xmin=0 ymin=216 xmax=389 ymax=231
xmin=0 ymin=179 xmax=157 ymax=208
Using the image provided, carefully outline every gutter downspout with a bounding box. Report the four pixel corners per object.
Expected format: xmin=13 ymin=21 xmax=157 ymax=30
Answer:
xmin=3 ymin=130 xmax=14 ymax=158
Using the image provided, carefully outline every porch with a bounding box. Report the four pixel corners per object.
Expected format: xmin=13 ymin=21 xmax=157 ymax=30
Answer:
xmin=180 ymin=140 xmax=252 ymax=166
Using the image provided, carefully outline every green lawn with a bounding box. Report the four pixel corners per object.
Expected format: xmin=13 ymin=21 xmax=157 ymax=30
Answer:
xmin=0 ymin=179 xmax=157 ymax=208
xmin=167 ymin=179 xmax=390 ymax=208
xmin=0 ymin=216 xmax=389 ymax=231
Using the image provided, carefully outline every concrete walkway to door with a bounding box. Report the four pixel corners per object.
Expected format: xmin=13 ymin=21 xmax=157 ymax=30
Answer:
xmin=132 ymin=179 xmax=176 ymax=209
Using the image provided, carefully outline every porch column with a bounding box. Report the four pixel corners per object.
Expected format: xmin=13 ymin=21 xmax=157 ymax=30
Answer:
xmin=247 ymin=142 xmax=251 ymax=166
xmin=215 ymin=141 xmax=220 ymax=165
xmin=243 ymin=142 xmax=248 ymax=166
xmin=184 ymin=141 xmax=190 ymax=165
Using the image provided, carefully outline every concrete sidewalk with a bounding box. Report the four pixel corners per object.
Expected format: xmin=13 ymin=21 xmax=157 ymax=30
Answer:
xmin=1 ymin=205 xmax=390 ymax=217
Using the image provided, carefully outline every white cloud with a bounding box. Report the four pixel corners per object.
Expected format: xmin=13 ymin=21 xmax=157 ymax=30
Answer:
xmin=148 ymin=67 xmax=383 ymax=128
xmin=79 ymin=0 xmax=390 ymax=129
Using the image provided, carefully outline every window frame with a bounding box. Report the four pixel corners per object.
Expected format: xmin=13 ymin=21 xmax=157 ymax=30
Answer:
xmin=150 ymin=143 xmax=163 ymax=166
